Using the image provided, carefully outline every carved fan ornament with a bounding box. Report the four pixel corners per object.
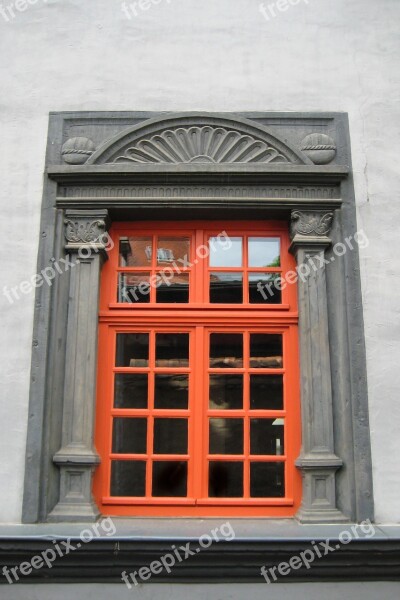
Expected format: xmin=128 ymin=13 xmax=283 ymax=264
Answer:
xmin=113 ymin=126 xmax=290 ymax=164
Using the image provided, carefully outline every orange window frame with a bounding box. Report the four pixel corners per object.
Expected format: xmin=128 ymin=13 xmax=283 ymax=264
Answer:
xmin=94 ymin=221 xmax=301 ymax=517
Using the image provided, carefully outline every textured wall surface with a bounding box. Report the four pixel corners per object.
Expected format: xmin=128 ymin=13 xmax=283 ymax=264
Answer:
xmin=0 ymin=0 xmax=399 ymax=524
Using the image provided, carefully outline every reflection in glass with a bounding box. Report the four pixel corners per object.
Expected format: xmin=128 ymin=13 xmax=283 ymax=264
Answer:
xmin=209 ymin=461 xmax=243 ymax=497
xmin=250 ymin=334 xmax=283 ymax=368
xmin=154 ymin=374 xmax=189 ymax=409
xmin=156 ymin=273 xmax=189 ymax=303
xmin=250 ymin=375 xmax=283 ymax=410
xmin=250 ymin=462 xmax=285 ymax=497
xmin=210 ymin=272 xmax=243 ymax=304
xmin=249 ymin=273 xmax=282 ymax=304
xmin=210 ymin=333 xmax=243 ymax=368
xmin=157 ymin=237 xmax=190 ymax=265
xmin=248 ymin=237 xmax=280 ymax=267
xmin=118 ymin=272 xmax=150 ymax=303
xmin=112 ymin=417 xmax=147 ymax=454
xmin=114 ymin=374 xmax=148 ymax=409
xmin=115 ymin=333 xmax=149 ymax=367
xmin=119 ymin=237 xmax=153 ymax=267
xmin=250 ymin=418 xmax=284 ymax=455
xmin=155 ymin=333 xmax=190 ymax=367
xmin=152 ymin=461 xmax=187 ymax=497
xmin=153 ymin=418 xmax=188 ymax=455
xmin=110 ymin=460 xmax=146 ymax=496
xmin=209 ymin=375 xmax=243 ymax=410
xmin=209 ymin=236 xmax=242 ymax=267
xmin=209 ymin=418 xmax=243 ymax=454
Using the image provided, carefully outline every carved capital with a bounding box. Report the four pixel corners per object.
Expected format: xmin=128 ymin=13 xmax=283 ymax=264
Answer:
xmin=64 ymin=210 xmax=111 ymax=252
xmin=290 ymin=210 xmax=334 ymax=240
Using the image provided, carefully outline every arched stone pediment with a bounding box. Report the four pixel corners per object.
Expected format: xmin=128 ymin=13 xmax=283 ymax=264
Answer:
xmin=88 ymin=113 xmax=312 ymax=166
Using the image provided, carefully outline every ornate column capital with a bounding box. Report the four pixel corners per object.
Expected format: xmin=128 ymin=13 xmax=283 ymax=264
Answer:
xmin=289 ymin=210 xmax=334 ymax=252
xmin=64 ymin=209 xmax=111 ymax=254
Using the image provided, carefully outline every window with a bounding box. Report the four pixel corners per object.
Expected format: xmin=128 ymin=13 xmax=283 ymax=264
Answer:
xmin=93 ymin=222 xmax=301 ymax=516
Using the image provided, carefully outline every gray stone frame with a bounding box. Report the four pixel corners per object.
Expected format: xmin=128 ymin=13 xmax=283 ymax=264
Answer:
xmin=22 ymin=111 xmax=373 ymax=524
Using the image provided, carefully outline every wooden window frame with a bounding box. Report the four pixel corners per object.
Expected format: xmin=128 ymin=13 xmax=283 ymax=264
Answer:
xmin=93 ymin=221 xmax=301 ymax=516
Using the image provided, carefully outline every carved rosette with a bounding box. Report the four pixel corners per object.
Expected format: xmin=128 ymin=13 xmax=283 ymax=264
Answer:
xmin=290 ymin=210 xmax=334 ymax=240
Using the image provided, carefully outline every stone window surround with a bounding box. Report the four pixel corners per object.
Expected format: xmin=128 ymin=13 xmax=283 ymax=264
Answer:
xmin=22 ymin=111 xmax=374 ymax=526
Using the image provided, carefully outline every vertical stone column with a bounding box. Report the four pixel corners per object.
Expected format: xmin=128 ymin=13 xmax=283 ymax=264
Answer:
xmin=49 ymin=210 xmax=111 ymax=522
xmin=290 ymin=210 xmax=347 ymax=523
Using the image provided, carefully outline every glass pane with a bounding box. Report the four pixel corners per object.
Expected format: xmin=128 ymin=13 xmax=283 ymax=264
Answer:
xmin=153 ymin=418 xmax=188 ymax=454
xmin=248 ymin=237 xmax=280 ymax=267
xmin=250 ymin=375 xmax=283 ymax=410
xmin=114 ymin=374 xmax=148 ymax=409
xmin=209 ymin=418 xmax=243 ymax=454
xmin=118 ymin=272 xmax=150 ymax=303
xmin=210 ymin=333 xmax=243 ymax=368
xmin=209 ymin=236 xmax=242 ymax=267
xmin=152 ymin=461 xmax=187 ymax=497
xmin=112 ymin=417 xmax=147 ymax=454
xmin=250 ymin=334 xmax=283 ymax=368
xmin=155 ymin=333 xmax=189 ymax=367
xmin=115 ymin=333 xmax=149 ymax=367
xmin=210 ymin=272 xmax=243 ymax=304
xmin=209 ymin=461 xmax=243 ymax=497
xmin=157 ymin=237 xmax=190 ymax=265
xmin=154 ymin=374 xmax=189 ymax=409
xmin=110 ymin=460 xmax=146 ymax=497
xmin=250 ymin=462 xmax=285 ymax=497
xmin=249 ymin=273 xmax=282 ymax=304
xmin=156 ymin=273 xmax=189 ymax=303
xmin=119 ymin=236 xmax=152 ymax=267
xmin=250 ymin=418 xmax=284 ymax=455
xmin=209 ymin=375 xmax=243 ymax=410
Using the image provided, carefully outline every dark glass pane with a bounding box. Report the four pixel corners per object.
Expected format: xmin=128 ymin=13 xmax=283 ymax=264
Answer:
xmin=250 ymin=334 xmax=283 ymax=368
xmin=156 ymin=273 xmax=189 ymax=303
xmin=155 ymin=333 xmax=189 ymax=367
xmin=209 ymin=375 xmax=243 ymax=410
xmin=119 ymin=236 xmax=152 ymax=267
xmin=249 ymin=273 xmax=282 ymax=304
xmin=209 ymin=236 xmax=242 ymax=267
xmin=154 ymin=374 xmax=189 ymax=409
xmin=210 ymin=272 xmax=243 ymax=304
xmin=157 ymin=237 xmax=190 ymax=265
xmin=209 ymin=418 xmax=243 ymax=454
xmin=114 ymin=374 xmax=148 ymax=409
xmin=152 ymin=461 xmax=187 ymax=497
xmin=250 ymin=462 xmax=285 ymax=497
xmin=112 ymin=418 xmax=147 ymax=454
xmin=250 ymin=375 xmax=283 ymax=410
xmin=248 ymin=237 xmax=280 ymax=267
xmin=210 ymin=333 xmax=243 ymax=368
xmin=209 ymin=461 xmax=243 ymax=497
xmin=110 ymin=460 xmax=146 ymax=497
xmin=250 ymin=418 xmax=284 ymax=455
xmin=153 ymin=418 xmax=188 ymax=454
xmin=115 ymin=333 xmax=149 ymax=367
xmin=118 ymin=272 xmax=150 ymax=303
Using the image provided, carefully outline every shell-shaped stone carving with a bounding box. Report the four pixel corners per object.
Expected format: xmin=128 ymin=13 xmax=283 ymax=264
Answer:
xmin=62 ymin=137 xmax=96 ymax=164
xmin=114 ymin=126 xmax=289 ymax=164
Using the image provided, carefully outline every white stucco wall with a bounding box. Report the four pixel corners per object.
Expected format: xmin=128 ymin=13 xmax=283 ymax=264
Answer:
xmin=0 ymin=0 xmax=399 ymax=524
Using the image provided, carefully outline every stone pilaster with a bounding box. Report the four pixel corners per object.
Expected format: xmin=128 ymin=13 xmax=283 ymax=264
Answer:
xmin=290 ymin=210 xmax=348 ymax=523
xmin=49 ymin=210 xmax=111 ymax=522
